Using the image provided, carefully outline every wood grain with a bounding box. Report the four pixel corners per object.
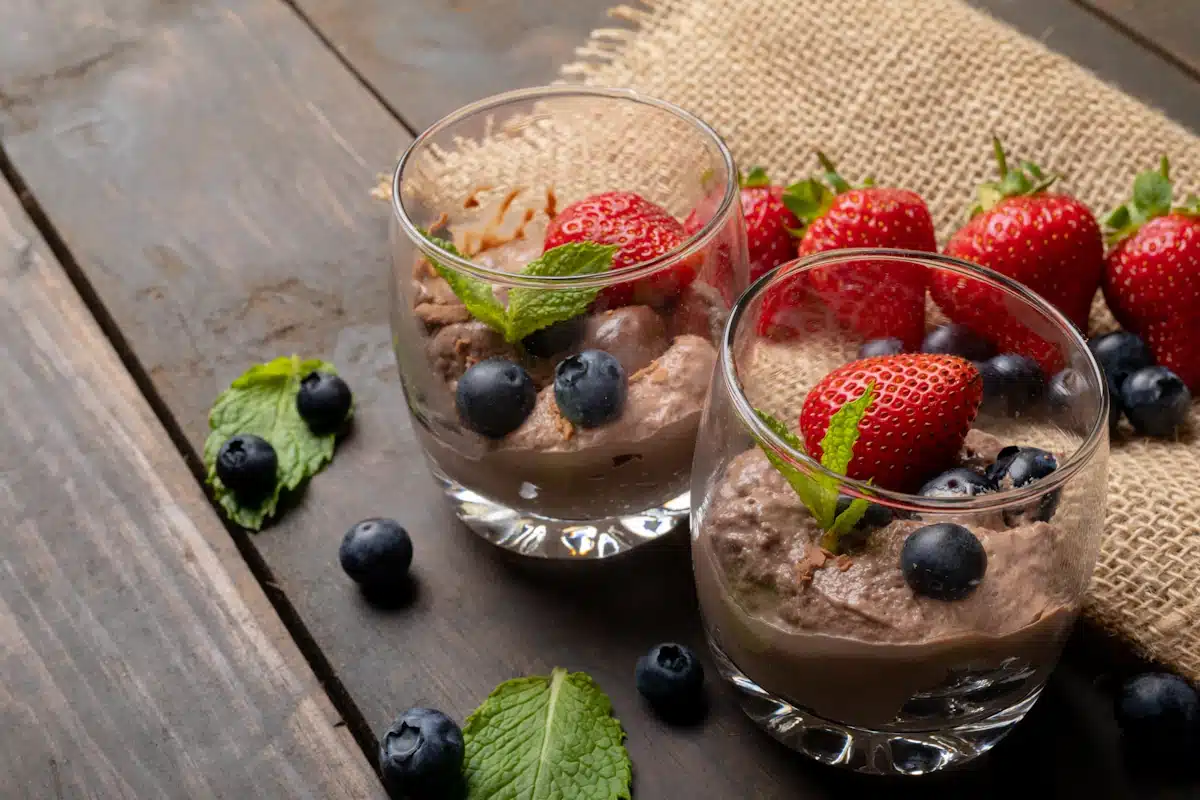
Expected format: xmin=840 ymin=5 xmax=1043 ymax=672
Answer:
xmin=290 ymin=0 xmax=616 ymax=131
xmin=0 ymin=178 xmax=384 ymax=797
xmin=1 ymin=0 xmax=1199 ymax=796
xmin=1076 ymin=0 xmax=1200 ymax=78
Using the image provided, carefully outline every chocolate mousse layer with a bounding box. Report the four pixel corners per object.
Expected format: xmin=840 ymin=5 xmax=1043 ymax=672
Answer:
xmin=694 ymin=447 xmax=1078 ymax=729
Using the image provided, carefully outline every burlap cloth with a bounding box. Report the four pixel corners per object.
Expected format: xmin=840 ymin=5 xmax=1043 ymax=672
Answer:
xmin=394 ymin=0 xmax=1200 ymax=679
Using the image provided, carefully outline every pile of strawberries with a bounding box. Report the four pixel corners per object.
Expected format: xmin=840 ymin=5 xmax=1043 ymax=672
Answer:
xmin=544 ymin=140 xmax=1198 ymax=456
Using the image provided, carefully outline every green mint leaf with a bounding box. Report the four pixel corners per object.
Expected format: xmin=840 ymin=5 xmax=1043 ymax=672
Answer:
xmin=782 ymin=178 xmax=834 ymax=225
xmin=463 ymin=668 xmax=631 ymax=800
xmin=421 ymin=232 xmax=508 ymax=333
xmin=203 ymin=355 xmax=346 ymax=530
xmin=808 ymin=382 xmax=875 ymax=530
xmin=829 ymin=496 xmax=870 ymax=536
xmin=741 ymin=166 xmax=771 ymax=188
xmin=505 ymin=243 xmax=617 ymax=343
xmin=753 ymin=409 xmax=830 ymax=527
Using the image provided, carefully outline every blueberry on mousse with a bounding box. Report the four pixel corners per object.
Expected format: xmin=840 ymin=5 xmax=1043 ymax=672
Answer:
xmin=456 ymin=358 xmax=537 ymax=438
xmin=216 ymin=434 xmax=278 ymax=503
xmin=521 ymin=316 xmax=586 ymax=359
xmin=554 ymin=349 xmax=627 ymax=428
xmin=919 ymin=468 xmax=992 ymax=499
xmin=379 ymin=708 xmax=465 ymax=798
xmin=900 ymin=523 xmax=988 ymax=601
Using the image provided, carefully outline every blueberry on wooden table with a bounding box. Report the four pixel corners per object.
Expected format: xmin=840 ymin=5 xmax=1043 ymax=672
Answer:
xmin=636 ymin=643 xmax=705 ymax=721
xmin=1121 ymin=366 xmax=1191 ymax=437
xmin=296 ymin=370 xmax=353 ymax=433
xmin=456 ymin=358 xmax=537 ymax=439
xmin=215 ymin=434 xmax=277 ymax=502
xmin=900 ymin=523 xmax=987 ymax=601
xmin=1115 ymin=673 xmax=1200 ymax=758
xmin=1088 ymin=330 xmax=1154 ymax=387
xmin=554 ymin=349 xmax=627 ymax=428
xmin=379 ymin=708 xmax=464 ymax=799
xmin=920 ymin=323 xmax=994 ymax=361
xmin=339 ymin=518 xmax=413 ymax=593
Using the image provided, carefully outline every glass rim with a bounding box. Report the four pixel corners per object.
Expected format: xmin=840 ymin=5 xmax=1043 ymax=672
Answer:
xmin=719 ymin=248 xmax=1111 ymax=513
xmin=390 ymin=85 xmax=740 ymax=290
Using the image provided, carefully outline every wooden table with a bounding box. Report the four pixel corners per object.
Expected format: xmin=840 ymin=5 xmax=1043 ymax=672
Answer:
xmin=1 ymin=0 xmax=1198 ymax=797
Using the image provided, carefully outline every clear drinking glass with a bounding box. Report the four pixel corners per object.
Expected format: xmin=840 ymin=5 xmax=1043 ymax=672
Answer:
xmin=390 ymin=86 xmax=747 ymax=559
xmin=691 ymin=250 xmax=1109 ymax=775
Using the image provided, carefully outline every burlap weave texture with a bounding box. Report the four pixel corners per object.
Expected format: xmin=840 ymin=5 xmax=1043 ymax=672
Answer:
xmin=558 ymin=0 xmax=1200 ymax=679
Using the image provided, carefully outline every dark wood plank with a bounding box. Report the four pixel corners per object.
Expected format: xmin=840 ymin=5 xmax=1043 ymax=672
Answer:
xmin=968 ymin=0 xmax=1200 ymax=133
xmin=0 ymin=179 xmax=383 ymax=797
xmin=1076 ymin=0 xmax=1200 ymax=78
xmin=2 ymin=1 xmax=1198 ymax=799
xmin=291 ymin=0 xmax=618 ymax=131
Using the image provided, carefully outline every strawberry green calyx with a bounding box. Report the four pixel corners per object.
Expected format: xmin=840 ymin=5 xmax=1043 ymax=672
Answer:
xmin=1104 ymin=157 xmax=1199 ymax=246
xmin=970 ymin=136 xmax=1058 ymax=218
xmin=753 ymin=382 xmax=876 ymax=554
xmin=740 ymin=166 xmax=772 ymax=188
xmin=781 ymin=152 xmax=875 ymax=231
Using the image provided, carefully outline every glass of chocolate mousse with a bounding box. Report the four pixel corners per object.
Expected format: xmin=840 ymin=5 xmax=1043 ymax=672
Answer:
xmin=389 ymin=87 xmax=748 ymax=559
xmin=692 ymin=249 xmax=1110 ymax=775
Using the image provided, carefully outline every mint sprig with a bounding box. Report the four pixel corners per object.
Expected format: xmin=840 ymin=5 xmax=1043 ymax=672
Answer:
xmin=421 ymin=233 xmax=616 ymax=343
xmin=754 ymin=382 xmax=876 ymax=553
xmin=462 ymin=668 xmax=631 ymax=800
xmin=203 ymin=355 xmax=348 ymax=530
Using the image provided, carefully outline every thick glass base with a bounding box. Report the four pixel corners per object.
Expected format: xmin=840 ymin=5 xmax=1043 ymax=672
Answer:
xmin=710 ymin=643 xmax=1041 ymax=775
xmin=434 ymin=472 xmax=690 ymax=559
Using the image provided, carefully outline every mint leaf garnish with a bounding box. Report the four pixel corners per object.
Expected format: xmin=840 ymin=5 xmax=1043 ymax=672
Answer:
xmin=754 ymin=382 xmax=876 ymax=553
xmin=505 ymin=242 xmax=616 ymax=343
xmin=463 ymin=668 xmax=631 ymax=800
xmin=420 ymin=233 xmax=616 ymax=343
xmin=203 ymin=355 xmax=346 ymax=530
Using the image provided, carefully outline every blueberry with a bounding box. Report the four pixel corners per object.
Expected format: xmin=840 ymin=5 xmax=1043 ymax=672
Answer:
xmin=858 ymin=337 xmax=905 ymax=359
xmin=1115 ymin=673 xmax=1200 ymax=757
xmin=979 ymin=354 xmax=1044 ymax=413
xmin=379 ymin=708 xmax=464 ymax=798
xmin=635 ymin=643 xmax=705 ymax=719
xmin=1048 ymin=367 xmax=1116 ymax=428
xmin=339 ymin=518 xmax=413 ymax=592
xmin=216 ymin=434 xmax=277 ymax=502
xmin=1121 ymin=366 xmax=1192 ymax=437
xmin=521 ymin=316 xmax=586 ymax=359
xmin=296 ymin=371 xmax=353 ymax=433
xmin=919 ymin=468 xmax=992 ymax=498
xmin=985 ymin=446 xmax=1057 ymax=489
xmin=835 ymin=494 xmax=894 ymax=528
xmin=1089 ymin=331 xmax=1154 ymax=388
xmin=456 ymin=358 xmax=536 ymax=439
xmin=921 ymin=324 xmax=995 ymax=361
xmin=554 ymin=350 xmax=627 ymax=428
xmin=900 ymin=523 xmax=987 ymax=601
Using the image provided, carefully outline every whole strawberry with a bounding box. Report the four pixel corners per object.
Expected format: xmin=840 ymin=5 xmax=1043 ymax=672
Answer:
xmin=544 ymin=191 xmax=694 ymax=309
xmin=687 ymin=167 xmax=799 ymax=283
xmin=932 ymin=138 xmax=1103 ymax=373
xmin=758 ymin=154 xmax=936 ymax=348
xmin=1103 ymin=158 xmax=1200 ymax=389
xmin=800 ymin=354 xmax=982 ymax=492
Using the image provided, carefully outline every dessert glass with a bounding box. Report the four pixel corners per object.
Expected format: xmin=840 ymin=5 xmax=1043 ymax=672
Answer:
xmin=691 ymin=250 xmax=1109 ymax=775
xmin=390 ymin=86 xmax=748 ymax=559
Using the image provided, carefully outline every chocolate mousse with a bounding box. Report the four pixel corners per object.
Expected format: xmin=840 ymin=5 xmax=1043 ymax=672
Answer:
xmin=408 ymin=191 xmax=726 ymax=521
xmin=693 ymin=445 xmax=1078 ymax=729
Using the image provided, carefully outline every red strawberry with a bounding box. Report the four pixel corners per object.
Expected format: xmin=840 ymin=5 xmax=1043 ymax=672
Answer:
xmin=544 ymin=191 xmax=694 ymax=308
xmin=687 ymin=167 xmax=800 ymax=283
xmin=757 ymin=154 xmax=935 ymax=349
xmin=932 ymin=139 xmax=1103 ymax=373
xmin=800 ymin=354 xmax=982 ymax=492
xmin=1102 ymin=157 xmax=1200 ymax=388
